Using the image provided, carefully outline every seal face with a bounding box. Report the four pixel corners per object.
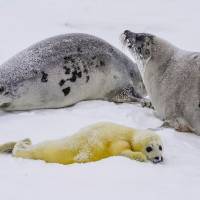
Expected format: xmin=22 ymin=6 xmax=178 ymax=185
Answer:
xmin=0 ymin=33 xmax=146 ymax=111
xmin=121 ymin=30 xmax=154 ymax=76
xmin=121 ymin=30 xmax=200 ymax=135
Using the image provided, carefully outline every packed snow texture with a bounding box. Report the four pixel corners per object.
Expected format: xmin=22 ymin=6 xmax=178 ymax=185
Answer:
xmin=0 ymin=0 xmax=200 ymax=200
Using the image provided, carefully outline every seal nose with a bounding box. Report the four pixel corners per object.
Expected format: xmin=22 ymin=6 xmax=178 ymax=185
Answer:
xmin=153 ymin=156 xmax=163 ymax=164
xmin=124 ymin=30 xmax=131 ymax=35
xmin=123 ymin=30 xmax=136 ymax=41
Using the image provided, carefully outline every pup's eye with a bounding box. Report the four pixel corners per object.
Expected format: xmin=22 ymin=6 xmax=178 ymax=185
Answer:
xmin=146 ymin=146 xmax=153 ymax=152
xmin=159 ymin=145 xmax=162 ymax=151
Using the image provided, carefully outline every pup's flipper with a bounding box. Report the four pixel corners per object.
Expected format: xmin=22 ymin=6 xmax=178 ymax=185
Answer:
xmin=0 ymin=142 xmax=17 ymax=153
xmin=0 ymin=138 xmax=31 ymax=154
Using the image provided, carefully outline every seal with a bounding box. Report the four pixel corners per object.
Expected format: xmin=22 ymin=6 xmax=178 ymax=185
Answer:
xmin=121 ymin=30 xmax=200 ymax=135
xmin=0 ymin=122 xmax=164 ymax=164
xmin=0 ymin=33 xmax=146 ymax=111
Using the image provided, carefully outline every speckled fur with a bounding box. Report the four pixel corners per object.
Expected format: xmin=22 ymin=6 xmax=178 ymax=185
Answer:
xmin=122 ymin=30 xmax=200 ymax=135
xmin=0 ymin=33 xmax=146 ymax=110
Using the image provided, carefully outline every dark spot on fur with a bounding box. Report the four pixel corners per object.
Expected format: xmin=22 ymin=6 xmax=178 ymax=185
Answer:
xmin=92 ymin=56 xmax=96 ymax=60
xmin=83 ymin=68 xmax=88 ymax=74
xmin=136 ymin=34 xmax=146 ymax=42
xmin=59 ymin=79 xmax=65 ymax=86
xmin=77 ymin=47 xmax=82 ymax=53
xmin=100 ymin=60 xmax=105 ymax=66
xmin=41 ymin=71 xmax=48 ymax=82
xmin=77 ymin=71 xmax=82 ymax=78
xmin=63 ymin=66 xmax=71 ymax=74
xmin=130 ymin=72 xmax=134 ymax=78
xmin=68 ymin=71 xmax=77 ymax=82
xmin=199 ymin=102 xmax=200 ymax=108
xmin=62 ymin=87 xmax=70 ymax=96
xmin=0 ymin=86 xmax=5 ymax=94
xmin=145 ymin=49 xmax=150 ymax=56
xmin=128 ymin=86 xmax=142 ymax=99
xmin=67 ymin=70 xmax=82 ymax=82
xmin=64 ymin=56 xmax=75 ymax=63
xmin=86 ymin=76 xmax=90 ymax=82
xmin=0 ymin=102 xmax=11 ymax=108
xmin=194 ymin=55 xmax=198 ymax=59
xmin=4 ymin=92 xmax=9 ymax=95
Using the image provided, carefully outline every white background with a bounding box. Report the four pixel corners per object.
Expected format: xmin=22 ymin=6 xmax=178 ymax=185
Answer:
xmin=0 ymin=0 xmax=200 ymax=200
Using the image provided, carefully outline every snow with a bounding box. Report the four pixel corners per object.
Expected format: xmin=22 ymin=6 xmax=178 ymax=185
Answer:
xmin=0 ymin=0 xmax=200 ymax=199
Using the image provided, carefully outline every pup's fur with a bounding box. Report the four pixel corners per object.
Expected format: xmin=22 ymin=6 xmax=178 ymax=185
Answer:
xmin=0 ymin=122 xmax=163 ymax=164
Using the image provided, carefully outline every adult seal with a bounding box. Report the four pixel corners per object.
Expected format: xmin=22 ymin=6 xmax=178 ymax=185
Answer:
xmin=122 ymin=30 xmax=200 ymax=135
xmin=0 ymin=33 xmax=146 ymax=111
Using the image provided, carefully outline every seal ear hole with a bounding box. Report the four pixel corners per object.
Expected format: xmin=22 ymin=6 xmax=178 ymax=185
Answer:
xmin=146 ymin=146 xmax=153 ymax=153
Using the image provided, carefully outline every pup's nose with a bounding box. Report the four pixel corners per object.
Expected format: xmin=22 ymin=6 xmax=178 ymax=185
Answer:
xmin=153 ymin=156 xmax=163 ymax=164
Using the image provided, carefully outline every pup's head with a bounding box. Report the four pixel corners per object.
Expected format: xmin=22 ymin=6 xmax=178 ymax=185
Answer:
xmin=133 ymin=130 xmax=163 ymax=164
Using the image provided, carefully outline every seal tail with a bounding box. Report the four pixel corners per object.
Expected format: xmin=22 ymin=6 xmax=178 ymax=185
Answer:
xmin=0 ymin=141 xmax=17 ymax=153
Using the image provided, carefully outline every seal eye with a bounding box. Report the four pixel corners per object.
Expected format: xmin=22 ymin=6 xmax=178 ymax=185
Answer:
xmin=145 ymin=49 xmax=150 ymax=56
xmin=159 ymin=145 xmax=162 ymax=151
xmin=146 ymin=146 xmax=153 ymax=152
xmin=137 ymin=47 xmax=142 ymax=53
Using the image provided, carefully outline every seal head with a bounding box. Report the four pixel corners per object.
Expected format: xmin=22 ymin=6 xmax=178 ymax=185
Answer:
xmin=121 ymin=30 xmax=154 ymax=76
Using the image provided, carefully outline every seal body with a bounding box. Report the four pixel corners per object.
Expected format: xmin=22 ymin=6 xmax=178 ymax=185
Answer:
xmin=122 ymin=30 xmax=200 ymax=135
xmin=0 ymin=122 xmax=163 ymax=164
xmin=0 ymin=33 xmax=146 ymax=111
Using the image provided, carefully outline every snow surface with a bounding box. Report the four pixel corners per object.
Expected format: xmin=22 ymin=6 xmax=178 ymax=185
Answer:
xmin=0 ymin=0 xmax=200 ymax=200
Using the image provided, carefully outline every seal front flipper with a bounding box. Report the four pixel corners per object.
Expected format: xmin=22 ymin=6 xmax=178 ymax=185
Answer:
xmin=106 ymin=85 xmax=144 ymax=104
xmin=139 ymin=98 xmax=154 ymax=109
xmin=162 ymin=118 xmax=195 ymax=133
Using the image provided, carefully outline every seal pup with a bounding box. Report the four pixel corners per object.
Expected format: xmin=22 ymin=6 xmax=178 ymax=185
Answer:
xmin=0 ymin=33 xmax=146 ymax=111
xmin=121 ymin=30 xmax=200 ymax=135
xmin=0 ymin=122 xmax=164 ymax=164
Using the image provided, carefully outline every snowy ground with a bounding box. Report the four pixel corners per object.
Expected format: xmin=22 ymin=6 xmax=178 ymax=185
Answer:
xmin=0 ymin=0 xmax=200 ymax=200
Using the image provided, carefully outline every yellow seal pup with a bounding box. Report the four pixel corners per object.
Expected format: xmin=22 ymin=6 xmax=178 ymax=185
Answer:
xmin=0 ymin=122 xmax=163 ymax=164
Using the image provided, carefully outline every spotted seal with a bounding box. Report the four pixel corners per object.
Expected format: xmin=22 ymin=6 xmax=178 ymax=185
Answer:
xmin=0 ymin=33 xmax=146 ymax=111
xmin=122 ymin=30 xmax=200 ymax=135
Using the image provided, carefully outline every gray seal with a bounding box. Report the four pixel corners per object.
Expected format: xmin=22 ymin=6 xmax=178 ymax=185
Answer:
xmin=0 ymin=33 xmax=146 ymax=111
xmin=122 ymin=30 xmax=200 ymax=135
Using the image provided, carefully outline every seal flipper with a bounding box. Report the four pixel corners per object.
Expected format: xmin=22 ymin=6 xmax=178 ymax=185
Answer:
xmin=162 ymin=118 xmax=195 ymax=133
xmin=0 ymin=141 xmax=17 ymax=153
xmin=105 ymin=86 xmax=154 ymax=109
xmin=0 ymin=138 xmax=31 ymax=154
xmin=105 ymin=85 xmax=147 ymax=104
